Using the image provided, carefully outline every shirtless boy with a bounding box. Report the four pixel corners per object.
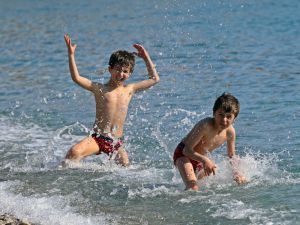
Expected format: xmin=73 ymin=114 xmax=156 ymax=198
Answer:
xmin=173 ymin=93 xmax=246 ymax=190
xmin=63 ymin=34 xmax=160 ymax=166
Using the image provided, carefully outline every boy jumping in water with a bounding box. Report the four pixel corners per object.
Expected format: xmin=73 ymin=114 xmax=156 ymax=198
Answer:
xmin=173 ymin=93 xmax=246 ymax=190
xmin=63 ymin=34 xmax=160 ymax=167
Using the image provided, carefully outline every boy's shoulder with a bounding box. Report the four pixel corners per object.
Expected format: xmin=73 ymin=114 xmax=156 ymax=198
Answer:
xmin=198 ymin=117 xmax=214 ymax=126
xmin=89 ymin=82 xmax=105 ymax=94
xmin=90 ymin=81 xmax=102 ymax=88
xmin=193 ymin=117 xmax=215 ymax=132
xmin=226 ymin=125 xmax=236 ymax=135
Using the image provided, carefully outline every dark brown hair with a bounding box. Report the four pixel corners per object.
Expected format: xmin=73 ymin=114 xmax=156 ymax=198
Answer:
xmin=109 ymin=50 xmax=135 ymax=73
xmin=213 ymin=93 xmax=240 ymax=118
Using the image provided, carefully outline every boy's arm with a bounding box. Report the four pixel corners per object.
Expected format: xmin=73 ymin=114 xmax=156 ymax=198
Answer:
xmin=227 ymin=127 xmax=246 ymax=184
xmin=130 ymin=44 xmax=160 ymax=92
xmin=64 ymin=34 xmax=94 ymax=92
xmin=183 ymin=121 xmax=217 ymax=176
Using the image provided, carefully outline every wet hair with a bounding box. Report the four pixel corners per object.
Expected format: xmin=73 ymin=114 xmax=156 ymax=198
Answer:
xmin=108 ymin=50 xmax=135 ymax=73
xmin=213 ymin=93 xmax=240 ymax=118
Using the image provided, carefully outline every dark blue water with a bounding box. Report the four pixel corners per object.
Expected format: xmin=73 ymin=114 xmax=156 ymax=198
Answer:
xmin=1 ymin=0 xmax=299 ymax=224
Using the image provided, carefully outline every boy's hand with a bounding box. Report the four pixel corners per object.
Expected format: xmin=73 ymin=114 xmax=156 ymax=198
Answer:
xmin=133 ymin=44 xmax=150 ymax=59
xmin=233 ymin=173 xmax=247 ymax=184
xmin=64 ymin=34 xmax=77 ymax=55
xmin=203 ymin=159 xmax=217 ymax=176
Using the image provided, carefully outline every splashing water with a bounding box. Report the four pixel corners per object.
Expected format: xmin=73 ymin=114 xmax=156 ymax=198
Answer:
xmin=1 ymin=0 xmax=300 ymax=224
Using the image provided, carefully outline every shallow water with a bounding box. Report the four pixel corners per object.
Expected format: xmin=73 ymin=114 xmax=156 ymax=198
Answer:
xmin=1 ymin=0 xmax=300 ymax=224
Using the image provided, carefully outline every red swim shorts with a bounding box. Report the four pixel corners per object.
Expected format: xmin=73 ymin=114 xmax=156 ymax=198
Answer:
xmin=91 ymin=133 xmax=123 ymax=155
xmin=173 ymin=142 xmax=203 ymax=172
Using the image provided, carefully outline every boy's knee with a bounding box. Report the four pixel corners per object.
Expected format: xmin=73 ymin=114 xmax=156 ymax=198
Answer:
xmin=66 ymin=145 xmax=82 ymax=160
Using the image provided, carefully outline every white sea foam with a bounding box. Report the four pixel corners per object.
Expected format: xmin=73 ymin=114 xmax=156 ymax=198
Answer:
xmin=61 ymin=159 xmax=115 ymax=171
xmin=0 ymin=181 xmax=117 ymax=225
xmin=0 ymin=116 xmax=298 ymax=225
xmin=178 ymin=191 xmax=291 ymax=225
xmin=0 ymin=117 xmax=91 ymax=172
xmin=128 ymin=185 xmax=180 ymax=199
xmin=209 ymin=196 xmax=292 ymax=225
xmin=173 ymin=149 xmax=298 ymax=224
xmin=211 ymin=199 xmax=263 ymax=220
xmin=1 ymin=115 xmax=298 ymax=187
xmin=188 ymin=148 xmax=300 ymax=190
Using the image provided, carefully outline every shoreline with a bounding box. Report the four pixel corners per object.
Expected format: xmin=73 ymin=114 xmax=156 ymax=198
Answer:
xmin=0 ymin=214 xmax=36 ymax=225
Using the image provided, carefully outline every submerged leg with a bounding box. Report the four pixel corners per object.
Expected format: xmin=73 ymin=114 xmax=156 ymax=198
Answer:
xmin=114 ymin=147 xmax=129 ymax=167
xmin=176 ymin=157 xmax=198 ymax=191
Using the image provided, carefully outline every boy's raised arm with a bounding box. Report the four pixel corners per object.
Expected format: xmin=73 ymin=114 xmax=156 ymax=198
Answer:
xmin=131 ymin=44 xmax=160 ymax=92
xmin=64 ymin=34 xmax=94 ymax=92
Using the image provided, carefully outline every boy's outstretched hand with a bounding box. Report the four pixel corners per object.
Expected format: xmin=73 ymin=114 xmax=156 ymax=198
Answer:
xmin=203 ymin=159 xmax=217 ymax=176
xmin=64 ymin=34 xmax=77 ymax=55
xmin=234 ymin=173 xmax=247 ymax=184
xmin=133 ymin=44 xmax=150 ymax=59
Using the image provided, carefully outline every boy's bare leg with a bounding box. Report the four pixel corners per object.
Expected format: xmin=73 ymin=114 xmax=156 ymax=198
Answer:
xmin=114 ymin=147 xmax=129 ymax=167
xmin=176 ymin=157 xmax=199 ymax=191
xmin=64 ymin=136 xmax=99 ymax=163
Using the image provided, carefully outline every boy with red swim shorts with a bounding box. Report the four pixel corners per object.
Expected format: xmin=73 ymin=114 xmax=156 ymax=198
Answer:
xmin=173 ymin=93 xmax=246 ymax=191
xmin=62 ymin=34 xmax=160 ymax=166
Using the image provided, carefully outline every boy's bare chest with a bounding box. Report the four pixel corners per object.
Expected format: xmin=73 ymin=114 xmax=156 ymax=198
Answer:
xmin=98 ymin=89 xmax=133 ymax=105
xmin=197 ymin=132 xmax=227 ymax=152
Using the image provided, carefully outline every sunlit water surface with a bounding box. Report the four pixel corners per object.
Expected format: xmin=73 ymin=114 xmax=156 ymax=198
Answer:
xmin=0 ymin=1 xmax=299 ymax=224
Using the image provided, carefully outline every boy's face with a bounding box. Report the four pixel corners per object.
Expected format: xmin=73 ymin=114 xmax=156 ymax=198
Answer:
xmin=213 ymin=108 xmax=236 ymax=130
xmin=109 ymin=65 xmax=132 ymax=82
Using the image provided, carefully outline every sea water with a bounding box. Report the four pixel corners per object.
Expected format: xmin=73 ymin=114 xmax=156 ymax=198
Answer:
xmin=0 ymin=0 xmax=299 ymax=224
